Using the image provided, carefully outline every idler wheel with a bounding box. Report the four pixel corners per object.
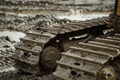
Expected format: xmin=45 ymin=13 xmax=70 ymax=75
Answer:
xmin=41 ymin=46 xmax=61 ymax=70
xmin=98 ymin=66 xmax=116 ymax=80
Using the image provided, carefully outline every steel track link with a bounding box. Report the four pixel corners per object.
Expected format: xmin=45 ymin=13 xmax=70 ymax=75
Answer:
xmin=54 ymin=32 xmax=120 ymax=80
xmin=13 ymin=17 xmax=109 ymax=75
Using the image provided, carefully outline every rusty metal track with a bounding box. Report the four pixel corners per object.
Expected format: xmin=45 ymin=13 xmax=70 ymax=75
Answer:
xmin=13 ymin=17 xmax=109 ymax=75
xmin=54 ymin=33 xmax=120 ymax=80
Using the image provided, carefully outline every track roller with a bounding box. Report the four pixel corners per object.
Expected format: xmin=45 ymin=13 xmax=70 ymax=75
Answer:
xmin=40 ymin=46 xmax=61 ymax=70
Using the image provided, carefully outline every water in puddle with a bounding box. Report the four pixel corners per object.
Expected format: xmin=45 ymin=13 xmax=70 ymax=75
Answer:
xmin=0 ymin=31 xmax=26 ymax=42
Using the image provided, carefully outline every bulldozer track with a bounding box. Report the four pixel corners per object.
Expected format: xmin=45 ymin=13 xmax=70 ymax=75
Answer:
xmin=13 ymin=17 xmax=109 ymax=75
xmin=0 ymin=0 xmax=119 ymax=80
xmin=54 ymin=32 xmax=120 ymax=80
